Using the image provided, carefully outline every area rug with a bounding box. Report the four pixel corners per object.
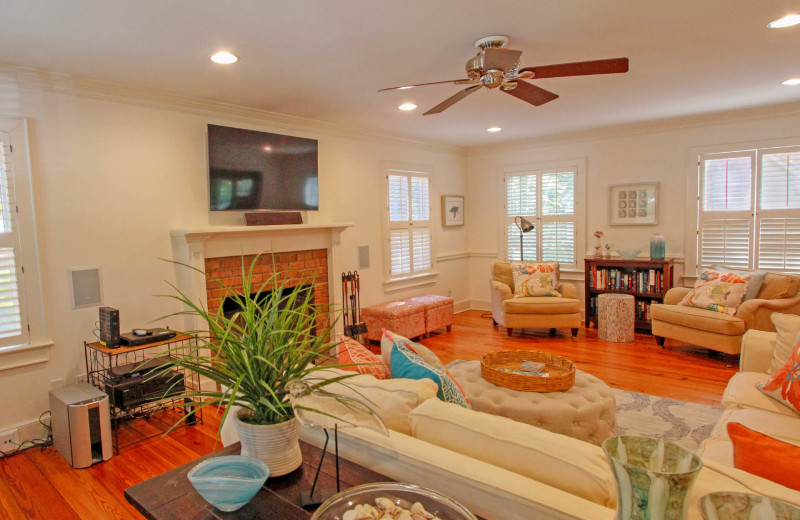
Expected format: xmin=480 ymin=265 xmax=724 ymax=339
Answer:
xmin=613 ymin=389 xmax=722 ymax=452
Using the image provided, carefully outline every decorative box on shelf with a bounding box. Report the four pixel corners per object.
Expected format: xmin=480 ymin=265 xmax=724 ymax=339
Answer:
xmin=584 ymin=257 xmax=674 ymax=333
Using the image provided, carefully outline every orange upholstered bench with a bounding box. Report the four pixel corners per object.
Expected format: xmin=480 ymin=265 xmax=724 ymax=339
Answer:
xmin=362 ymin=294 xmax=454 ymax=342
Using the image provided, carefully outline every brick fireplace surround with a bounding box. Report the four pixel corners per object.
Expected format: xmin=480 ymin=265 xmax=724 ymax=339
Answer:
xmin=203 ymin=249 xmax=330 ymax=331
xmin=170 ymin=223 xmax=352 ymax=390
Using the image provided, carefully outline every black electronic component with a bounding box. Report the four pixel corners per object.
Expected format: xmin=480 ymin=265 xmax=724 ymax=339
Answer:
xmin=99 ymin=307 xmax=120 ymax=348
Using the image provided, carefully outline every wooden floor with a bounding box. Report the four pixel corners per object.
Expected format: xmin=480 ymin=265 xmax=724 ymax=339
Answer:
xmin=0 ymin=310 xmax=736 ymax=520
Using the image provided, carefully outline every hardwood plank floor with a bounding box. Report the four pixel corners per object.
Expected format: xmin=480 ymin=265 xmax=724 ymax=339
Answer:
xmin=0 ymin=310 xmax=736 ymax=520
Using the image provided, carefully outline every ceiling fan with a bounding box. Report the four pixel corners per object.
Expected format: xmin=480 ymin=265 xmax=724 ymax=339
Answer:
xmin=379 ymin=35 xmax=629 ymax=115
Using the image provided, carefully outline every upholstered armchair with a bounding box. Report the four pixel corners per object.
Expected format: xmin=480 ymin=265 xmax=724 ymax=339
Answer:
xmin=651 ymin=271 xmax=800 ymax=356
xmin=490 ymin=262 xmax=582 ymax=337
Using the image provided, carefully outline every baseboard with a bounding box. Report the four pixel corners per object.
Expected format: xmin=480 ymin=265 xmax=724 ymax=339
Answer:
xmin=468 ymin=299 xmax=491 ymax=311
xmin=453 ymin=298 xmax=471 ymax=313
xmin=1 ymin=417 xmax=50 ymax=445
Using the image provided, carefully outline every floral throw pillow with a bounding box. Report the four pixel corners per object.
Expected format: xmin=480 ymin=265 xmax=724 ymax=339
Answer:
xmin=678 ymin=269 xmax=752 ymax=315
xmin=757 ymin=336 xmax=800 ymax=415
xmin=337 ymin=335 xmax=389 ymax=379
xmin=510 ymin=262 xmax=561 ymax=298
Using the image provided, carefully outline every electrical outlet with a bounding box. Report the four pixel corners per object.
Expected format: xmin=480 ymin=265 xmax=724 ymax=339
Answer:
xmin=76 ymin=373 xmax=88 ymax=384
xmin=0 ymin=429 xmax=19 ymax=453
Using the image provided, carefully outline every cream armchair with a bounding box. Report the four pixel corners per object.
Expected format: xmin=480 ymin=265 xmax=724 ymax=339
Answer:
xmin=651 ymin=271 xmax=800 ymax=357
xmin=490 ymin=262 xmax=582 ymax=337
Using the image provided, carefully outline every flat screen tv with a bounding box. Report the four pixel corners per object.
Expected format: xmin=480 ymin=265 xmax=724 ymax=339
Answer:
xmin=207 ymin=124 xmax=319 ymax=211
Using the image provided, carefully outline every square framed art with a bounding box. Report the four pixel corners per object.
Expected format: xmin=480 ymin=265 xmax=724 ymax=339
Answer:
xmin=441 ymin=195 xmax=464 ymax=227
xmin=609 ymin=182 xmax=658 ymax=225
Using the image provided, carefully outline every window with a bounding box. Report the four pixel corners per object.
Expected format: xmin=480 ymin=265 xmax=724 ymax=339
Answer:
xmin=385 ymin=166 xmax=433 ymax=281
xmin=504 ymin=167 xmax=579 ymax=270
xmin=698 ymin=145 xmax=800 ymax=272
xmin=0 ymin=118 xmax=47 ymax=361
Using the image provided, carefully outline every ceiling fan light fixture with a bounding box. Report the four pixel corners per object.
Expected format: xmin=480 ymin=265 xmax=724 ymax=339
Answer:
xmin=210 ymin=51 xmax=238 ymax=64
xmin=782 ymin=78 xmax=800 ymax=86
xmin=487 ymin=127 xmax=502 ymax=133
xmin=768 ymin=14 xmax=800 ymax=28
xmin=398 ymin=103 xmax=418 ymax=111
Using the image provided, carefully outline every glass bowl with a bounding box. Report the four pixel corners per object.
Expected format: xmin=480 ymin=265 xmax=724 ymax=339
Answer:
xmin=310 ymin=482 xmax=478 ymax=520
xmin=616 ymin=249 xmax=642 ymax=260
xmin=187 ymin=455 xmax=269 ymax=512
xmin=698 ymin=492 xmax=800 ymax=520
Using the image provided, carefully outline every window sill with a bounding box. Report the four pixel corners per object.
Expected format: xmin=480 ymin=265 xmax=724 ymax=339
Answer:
xmin=383 ymin=272 xmax=439 ymax=293
xmin=0 ymin=340 xmax=54 ymax=372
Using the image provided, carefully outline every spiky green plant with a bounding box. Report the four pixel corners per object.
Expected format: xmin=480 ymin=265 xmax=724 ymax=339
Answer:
xmin=158 ymin=254 xmax=355 ymax=430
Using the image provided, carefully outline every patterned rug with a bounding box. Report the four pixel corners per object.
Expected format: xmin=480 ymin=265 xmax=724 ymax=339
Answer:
xmin=614 ymin=389 xmax=722 ymax=452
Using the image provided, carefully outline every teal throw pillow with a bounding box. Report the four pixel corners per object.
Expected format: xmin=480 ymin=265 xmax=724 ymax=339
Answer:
xmin=390 ymin=341 xmax=470 ymax=409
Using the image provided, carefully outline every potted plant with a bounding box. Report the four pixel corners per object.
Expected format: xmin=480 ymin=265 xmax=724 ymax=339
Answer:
xmin=159 ymin=254 xmax=354 ymax=476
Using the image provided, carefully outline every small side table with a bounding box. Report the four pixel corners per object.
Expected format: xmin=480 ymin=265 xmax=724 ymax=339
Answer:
xmin=598 ymin=293 xmax=635 ymax=343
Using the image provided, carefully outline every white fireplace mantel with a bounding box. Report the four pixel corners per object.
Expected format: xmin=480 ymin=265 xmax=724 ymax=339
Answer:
xmin=170 ymin=222 xmax=353 ymax=334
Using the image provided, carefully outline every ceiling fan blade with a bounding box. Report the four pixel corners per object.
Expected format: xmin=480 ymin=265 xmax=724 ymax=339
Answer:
xmin=483 ymin=48 xmax=523 ymax=72
xmin=519 ymin=57 xmax=629 ymax=79
xmin=503 ymin=80 xmax=559 ymax=106
xmin=378 ymin=79 xmax=475 ymax=92
xmin=424 ymin=84 xmax=482 ymax=115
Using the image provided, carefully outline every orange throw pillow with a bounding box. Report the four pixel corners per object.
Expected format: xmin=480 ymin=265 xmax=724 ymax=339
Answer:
xmin=337 ymin=336 xmax=389 ymax=379
xmin=757 ymin=335 xmax=800 ymax=414
xmin=728 ymin=422 xmax=800 ymax=491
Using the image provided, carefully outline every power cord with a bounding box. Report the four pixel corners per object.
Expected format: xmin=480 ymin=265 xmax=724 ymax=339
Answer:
xmin=0 ymin=411 xmax=52 ymax=459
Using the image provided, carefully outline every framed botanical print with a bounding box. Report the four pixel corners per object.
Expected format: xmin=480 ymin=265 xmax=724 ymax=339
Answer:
xmin=441 ymin=195 xmax=464 ymax=227
xmin=609 ymin=182 xmax=658 ymax=225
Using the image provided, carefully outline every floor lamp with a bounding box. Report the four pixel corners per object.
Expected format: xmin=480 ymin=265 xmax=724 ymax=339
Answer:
xmin=514 ymin=216 xmax=535 ymax=261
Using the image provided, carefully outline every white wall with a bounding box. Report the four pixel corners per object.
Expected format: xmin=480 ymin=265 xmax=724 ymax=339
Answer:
xmin=465 ymin=109 xmax=800 ymax=309
xmin=0 ymin=85 xmax=468 ymax=435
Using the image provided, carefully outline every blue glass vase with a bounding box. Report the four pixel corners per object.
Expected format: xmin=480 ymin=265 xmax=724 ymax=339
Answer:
xmin=650 ymin=234 xmax=666 ymax=259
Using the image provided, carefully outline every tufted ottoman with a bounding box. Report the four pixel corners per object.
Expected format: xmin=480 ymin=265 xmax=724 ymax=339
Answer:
xmin=405 ymin=294 xmax=454 ymax=337
xmin=362 ymin=300 xmax=426 ymax=342
xmin=448 ymin=360 xmax=617 ymax=445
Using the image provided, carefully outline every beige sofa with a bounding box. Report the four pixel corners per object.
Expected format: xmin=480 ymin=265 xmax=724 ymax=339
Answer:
xmin=490 ymin=261 xmax=582 ymax=337
xmin=651 ymin=272 xmax=800 ymax=356
xmin=220 ymin=365 xmax=800 ymax=520
xmin=699 ymin=328 xmax=800 ymax=467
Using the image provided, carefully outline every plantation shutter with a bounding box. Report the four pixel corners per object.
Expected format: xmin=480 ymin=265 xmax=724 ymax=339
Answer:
xmin=505 ymin=169 xmax=577 ymax=268
xmin=757 ymin=148 xmax=800 ymax=271
xmin=386 ymin=170 xmax=432 ymax=279
xmin=0 ymin=135 xmax=26 ymax=346
xmin=698 ymin=153 xmax=754 ymax=270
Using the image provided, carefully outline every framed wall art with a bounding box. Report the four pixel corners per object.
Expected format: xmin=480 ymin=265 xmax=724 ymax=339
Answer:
xmin=441 ymin=195 xmax=464 ymax=227
xmin=608 ymin=182 xmax=658 ymax=225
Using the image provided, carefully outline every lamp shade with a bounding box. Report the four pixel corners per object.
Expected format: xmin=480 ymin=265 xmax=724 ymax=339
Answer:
xmin=514 ymin=216 xmax=535 ymax=233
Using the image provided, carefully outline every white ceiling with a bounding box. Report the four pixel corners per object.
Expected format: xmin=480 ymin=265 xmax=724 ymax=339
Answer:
xmin=1 ymin=1 xmax=799 ymax=147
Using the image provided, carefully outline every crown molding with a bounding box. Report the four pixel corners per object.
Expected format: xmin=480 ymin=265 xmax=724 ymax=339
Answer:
xmin=466 ymin=100 xmax=800 ymax=157
xmin=0 ymin=63 xmax=466 ymax=156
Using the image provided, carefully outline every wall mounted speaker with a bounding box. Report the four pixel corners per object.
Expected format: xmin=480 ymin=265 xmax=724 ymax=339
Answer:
xmin=69 ymin=267 xmax=103 ymax=309
xmin=358 ymin=245 xmax=370 ymax=269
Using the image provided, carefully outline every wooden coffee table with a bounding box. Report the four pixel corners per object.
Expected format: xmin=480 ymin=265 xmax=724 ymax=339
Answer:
xmin=125 ymin=441 xmax=487 ymax=520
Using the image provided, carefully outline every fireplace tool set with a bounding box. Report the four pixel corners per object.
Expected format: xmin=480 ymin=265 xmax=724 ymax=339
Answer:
xmin=341 ymin=271 xmax=367 ymax=340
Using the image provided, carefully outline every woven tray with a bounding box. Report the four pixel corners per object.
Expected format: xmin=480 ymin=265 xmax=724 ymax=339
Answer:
xmin=480 ymin=350 xmax=575 ymax=392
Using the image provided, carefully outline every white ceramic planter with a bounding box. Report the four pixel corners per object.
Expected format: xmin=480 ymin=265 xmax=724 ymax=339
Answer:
xmin=233 ymin=411 xmax=302 ymax=477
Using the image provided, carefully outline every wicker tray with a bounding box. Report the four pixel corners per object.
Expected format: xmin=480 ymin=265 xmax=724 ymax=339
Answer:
xmin=480 ymin=350 xmax=575 ymax=392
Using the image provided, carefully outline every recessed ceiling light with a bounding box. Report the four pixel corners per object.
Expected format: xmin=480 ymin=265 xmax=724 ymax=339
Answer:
xmin=487 ymin=127 xmax=502 ymax=133
xmin=768 ymin=14 xmax=800 ymax=28
xmin=783 ymin=78 xmax=800 ymax=86
xmin=210 ymin=51 xmax=239 ymax=64
xmin=398 ymin=103 xmax=417 ymax=111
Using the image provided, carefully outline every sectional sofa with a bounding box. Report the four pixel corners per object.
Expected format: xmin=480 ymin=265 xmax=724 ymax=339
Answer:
xmin=219 ymin=341 xmax=800 ymax=520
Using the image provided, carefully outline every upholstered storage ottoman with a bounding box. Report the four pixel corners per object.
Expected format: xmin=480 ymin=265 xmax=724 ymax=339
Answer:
xmin=362 ymin=300 xmax=426 ymax=342
xmin=448 ymin=360 xmax=617 ymax=445
xmin=406 ymin=294 xmax=454 ymax=337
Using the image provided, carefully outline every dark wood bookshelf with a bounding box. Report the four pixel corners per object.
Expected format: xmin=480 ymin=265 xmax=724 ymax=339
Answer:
xmin=584 ymin=257 xmax=674 ymax=333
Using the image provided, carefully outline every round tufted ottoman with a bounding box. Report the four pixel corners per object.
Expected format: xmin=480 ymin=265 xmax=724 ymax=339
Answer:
xmin=448 ymin=360 xmax=617 ymax=445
